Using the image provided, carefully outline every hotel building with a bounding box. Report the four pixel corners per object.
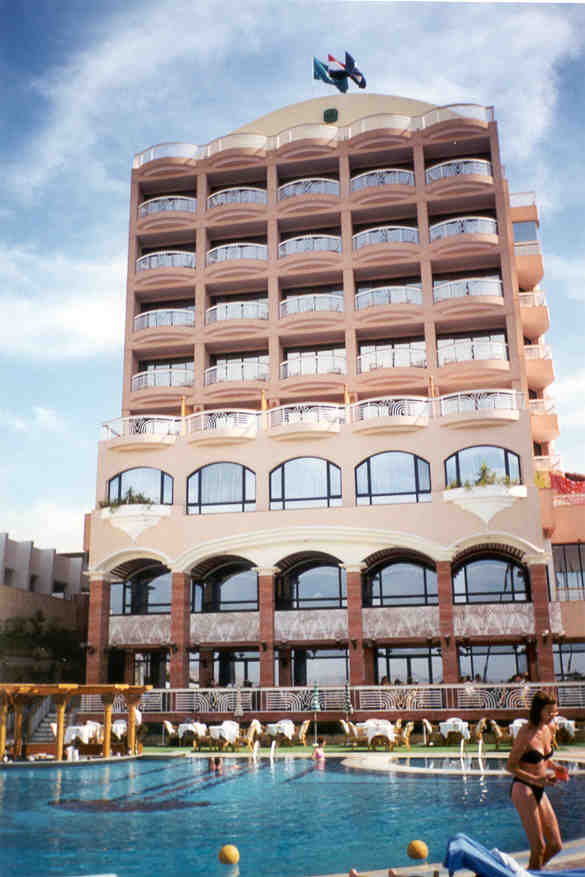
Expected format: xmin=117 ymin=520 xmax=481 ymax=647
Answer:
xmin=85 ymin=94 xmax=585 ymax=713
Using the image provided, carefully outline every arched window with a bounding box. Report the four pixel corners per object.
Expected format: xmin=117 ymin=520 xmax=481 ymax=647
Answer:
xmin=187 ymin=462 xmax=255 ymax=514
xmin=452 ymin=553 xmax=529 ymax=603
xmin=355 ymin=451 xmax=430 ymax=504
xmin=276 ymin=560 xmax=346 ymax=609
xmin=108 ymin=467 xmax=173 ymax=505
xmin=110 ymin=566 xmax=172 ymax=615
xmin=270 ymin=457 xmax=341 ymax=509
xmin=192 ymin=560 xmax=258 ymax=611
xmin=445 ymin=445 xmax=521 ymax=488
xmin=364 ymin=558 xmax=438 ymax=606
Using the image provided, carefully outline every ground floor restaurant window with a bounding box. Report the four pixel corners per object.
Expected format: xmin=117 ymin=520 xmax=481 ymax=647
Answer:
xmin=376 ymin=646 xmax=442 ymax=684
xmin=458 ymin=643 xmax=528 ymax=682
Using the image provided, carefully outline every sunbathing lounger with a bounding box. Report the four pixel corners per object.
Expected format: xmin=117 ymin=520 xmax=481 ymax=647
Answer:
xmin=444 ymin=833 xmax=585 ymax=877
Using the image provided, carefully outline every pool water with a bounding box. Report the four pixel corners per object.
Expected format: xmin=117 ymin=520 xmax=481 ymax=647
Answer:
xmin=1 ymin=757 xmax=585 ymax=877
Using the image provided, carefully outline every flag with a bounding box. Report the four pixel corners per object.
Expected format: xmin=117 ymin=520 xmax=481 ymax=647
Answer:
xmin=313 ymin=56 xmax=347 ymax=93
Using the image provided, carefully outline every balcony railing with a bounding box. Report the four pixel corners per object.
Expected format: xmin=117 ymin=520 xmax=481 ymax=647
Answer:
xmin=280 ymin=354 xmax=346 ymax=379
xmin=186 ymin=409 xmax=259 ymax=435
xmin=280 ymin=293 xmax=344 ymax=317
xmin=353 ymin=226 xmax=419 ymax=249
xmin=133 ymin=142 xmax=201 ymax=167
xmin=134 ymin=308 xmax=195 ymax=331
xmin=207 ymin=187 xmax=267 ymax=209
xmin=138 ymin=196 xmax=197 ymax=217
xmin=440 ymin=389 xmax=523 ymax=416
xmin=101 ymin=416 xmax=182 ymax=441
xmin=421 ymin=104 xmax=494 ymax=127
xmin=206 ymin=300 xmax=268 ymax=323
xmin=429 ymin=217 xmax=497 ymax=242
xmin=533 ymin=454 xmax=562 ymax=472
xmin=524 ymin=343 xmax=552 ymax=360
xmin=528 ymin=398 xmax=556 ymax=415
xmin=519 ymin=291 xmax=546 ymax=308
xmin=355 ymin=285 xmax=422 ymax=309
xmin=269 ymin=403 xmax=345 ymax=428
xmin=136 ymin=251 xmax=196 ymax=271
xmin=425 ymin=159 xmax=492 ymax=184
xmin=351 ymin=396 xmax=431 ymax=421
xmin=351 ymin=168 xmax=415 ymax=191
xmin=204 ymin=362 xmax=269 ymax=385
xmin=509 ymin=192 xmax=537 ymax=207
xmin=278 ymin=178 xmax=339 ymax=199
xmin=131 ymin=368 xmax=194 ymax=391
xmin=274 ymin=124 xmax=337 ymax=149
xmin=438 ymin=340 xmax=508 ymax=366
xmin=433 ymin=277 xmax=503 ymax=302
xmin=206 ymin=243 xmax=268 ymax=264
xmin=278 ymin=235 xmax=341 ymax=257
xmin=357 ymin=348 xmax=427 ymax=372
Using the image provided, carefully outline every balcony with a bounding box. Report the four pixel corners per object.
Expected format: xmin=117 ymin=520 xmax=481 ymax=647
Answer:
xmin=280 ymin=293 xmax=344 ymax=320
xmin=186 ymin=409 xmax=258 ymax=446
xmin=437 ymin=340 xmax=509 ymax=390
xmin=135 ymin=250 xmax=196 ymax=289
xmin=350 ymin=168 xmax=415 ymax=207
xmin=277 ymin=234 xmax=342 ymax=276
xmin=206 ymin=187 xmax=267 ymax=223
xmin=356 ymin=347 xmax=427 ymax=393
xmin=357 ymin=348 xmax=427 ymax=373
xmin=352 ymin=225 xmax=419 ymax=270
xmin=131 ymin=367 xmax=194 ymax=393
xmin=439 ymin=389 xmax=523 ymax=429
xmin=134 ymin=308 xmax=195 ymax=331
xmin=277 ymin=178 xmax=340 ymax=216
xmin=204 ymin=361 xmax=269 ymax=386
xmin=533 ymin=454 xmax=562 ymax=473
xmin=524 ymin=343 xmax=554 ymax=389
xmin=206 ymin=300 xmax=268 ymax=324
xmin=429 ymin=217 xmax=498 ymax=260
xmin=101 ymin=416 xmax=182 ymax=451
xmin=280 ymin=353 xmax=346 ymax=379
xmin=529 ymin=398 xmax=559 ymax=443
xmin=205 ymin=242 xmax=268 ymax=282
xmin=433 ymin=277 xmax=504 ymax=318
xmin=351 ymin=396 xmax=431 ymax=435
xmin=425 ymin=159 xmax=493 ymax=198
xmin=515 ymin=242 xmax=543 ymax=289
xmin=273 ymin=123 xmax=337 ymax=158
xmin=267 ymin=403 xmax=345 ymax=441
xmin=519 ymin=291 xmax=549 ymax=336
xmin=136 ymin=196 xmax=197 ymax=234
xmin=133 ymin=142 xmax=200 ymax=169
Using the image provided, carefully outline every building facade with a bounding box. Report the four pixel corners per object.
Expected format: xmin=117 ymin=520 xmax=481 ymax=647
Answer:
xmin=85 ymin=94 xmax=585 ymax=694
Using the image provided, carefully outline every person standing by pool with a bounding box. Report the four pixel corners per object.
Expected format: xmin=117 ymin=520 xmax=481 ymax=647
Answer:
xmin=312 ymin=737 xmax=326 ymax=767
xmin=507 ymin=690 xmax=565 ymax=869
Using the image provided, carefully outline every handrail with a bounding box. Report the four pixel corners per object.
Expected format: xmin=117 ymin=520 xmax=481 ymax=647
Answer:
xmin=206 ymin=300 xmax=268 ymax=323
xmin=509 ymin=192 xmax=536 ymax=207
xmin=528 ymin=398 xmax=556 ymax=415
xmin=134 ymin=308 xmax=195 ymax=330
xmin=524 ymin=343 xmax=552 ymax=360
xmin=357 ymin=347 xmax=427 ymax=371
xmin=519 ymin=291 xmax=546 ymax=307
xmin=351 ymin=396 xmax=431 ymax=421
xmin=353 ymin=226 xmax=419 ymax=249
xmin=206 ymin=243 xmax=267 ymax=264
xmin=204 ymin=362 xmax=269 ymax=384
xmin=438 ymin=340 xmax=508 ymax=366
xmin=278 ymin=234 xmax=342 ymax=257
xmin=355 ymin=285 xmax=422 ymax=309
xmin=131 ymin=367 xmax=194 ymax=391
xmin=102 ymin=415 xmax=182 ymax=440
xmin=278 ymin=178 xmax=340 ymax=199
xmin=351 ymin=168 xmax=415 ymax=190
xmin=187 ymin=409 xmax=259 ymax=433
xmin=136 ymin=250 xmax=196 ymax=271
xmin=280 ymin=293 xmax=344 ymax=317
xmin=433 ymin=277 xmax=503 ymax=302
xmin=280 ymin=354 xmax=346 ymax=379
xmin=207 ymin=187 xmax=267 ymax=209
xmin=138 ymin=196 xmax=197 ymax=217
xmin=533 ymin=454 xmax=562 ymax=471
xmin=439 ymin=389 xmax=523 ymax=415
xmin=269 ymin=403 xmax=346 ymax=427
xmin=429 ymin=217 xmax=497 ymax=241
xmin=425 ymin=159 xmax=492 ymax=183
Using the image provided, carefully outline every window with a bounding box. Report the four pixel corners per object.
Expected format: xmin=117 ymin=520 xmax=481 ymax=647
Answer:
xmin=377 ymin=646 xmax=442 ymax=684
xmin=359 ymin=337 xmax=426 ymax=369
xmin=110 ymin=567 xmax=172 ymax=615
xmin=553 ymin=642 xmax=585 ymax=681
xmin=445 ymin=445 xmax=521 ymax=488
xmin=437 ymin=330 xmax=507 ymax=365
xmin=552 ymin=544 xmax=585 ymax=601
xmin=458 ymin=643 xmax=528 ymax=682
xmin=452 ymin=554 xmax=529 ymax=604
xmin=356 ymin=451 xmax=431 ymax=505
xmin=192 ymin=562 xmax=258 ymax=611
xmin=513 ymin=221 xmax=538 ymax=243
xmin=364 ymin=559 xmax=438 ymax=606
xmin=187 ymin=463 xmax=255 ymax=514
xmin=276 ymin=561 xmax=346 ymax=609
xmin=270 ymin=457 xmax=341 ymax=509
xmin=288 ymin=648 xmax=348 ymax=685
xmin=108 ymin=467 xmax=173 ymax=505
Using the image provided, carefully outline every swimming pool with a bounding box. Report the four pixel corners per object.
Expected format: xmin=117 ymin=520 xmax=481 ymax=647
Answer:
xmin=2 ymin=757 xmax=584 ymax=877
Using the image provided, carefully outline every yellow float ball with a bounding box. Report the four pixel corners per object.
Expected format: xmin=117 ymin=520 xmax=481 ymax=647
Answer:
xmin=219 ymin=845 xmax=240 ymax=865
xmin=407 ymin=840 xmax=429 ymax=860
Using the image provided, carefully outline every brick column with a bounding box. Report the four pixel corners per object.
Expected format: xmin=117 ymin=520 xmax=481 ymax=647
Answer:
xmin=124 ymin=650 xmax=134 ymax=684
xmin=86 ymin=575 xmax=110 ymax=683
xmin=345 ymin=566 xmax=365 ymax=685
xmin=170 ymin=572 xmax=190 ymax=688
xmin=437 ymin=561 xmax=459 ymax=683
xmin=199 ymin=648 xmax=213 ymax=686
xmin=278 ymin=647 xmax=292 ymax=687
xmin=529 ymin=563 xmax=555 ymax=682
xmin=258 ymin=567 xmax=277 ymax=687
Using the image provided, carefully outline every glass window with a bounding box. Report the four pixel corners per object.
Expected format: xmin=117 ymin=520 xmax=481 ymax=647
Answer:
xmin=108 ymin=467 xmax=173 ymax=505
xmin=365 ymin=559 xmax=438 ymax=606
xmin=289 ymin=648 xmax=348 ymax=685
xmin=452 ymin=555 xmax=529 ymax=604
xmin=444 ymin=445 xmax=521 ymax=488
xmin=458 ymin=644 xmax=527 ymax=682
xmin=270 ymin=457 xmax=342 ymax=509
xmin=276 ymin=562 xmax=346 ymax=609
xmin=110 ymin=568 xmax=172 ymax=615
xmin=187 ymin=463 xmax=255 ymax=514
xmin=192 ymin=563 xmax=258 ymax=612
xmin=552 ymin=544 xmax=585 ymax=600
xmin=553 ymin=642 xmax=585 ymax=680
xmin=210 ymin=650 xmax=260 ymax=687
xmin=513 ymin=222 xmax=539 ymax=243
xmin=356 ymin=451 xmax=431 ymax=505
xmin=377 ymin=647 xmax=442 ymax=684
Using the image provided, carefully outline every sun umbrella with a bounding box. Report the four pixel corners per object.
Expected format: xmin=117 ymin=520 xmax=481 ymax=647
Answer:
xmin=311 ymin=681 xmax=321 ymax=745
xmin=344 ymin=679 xmax=353 ymax=720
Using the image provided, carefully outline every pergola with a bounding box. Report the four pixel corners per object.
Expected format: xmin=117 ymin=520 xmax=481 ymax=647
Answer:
xmin=0 ymin=684 xmax=151 ymax=762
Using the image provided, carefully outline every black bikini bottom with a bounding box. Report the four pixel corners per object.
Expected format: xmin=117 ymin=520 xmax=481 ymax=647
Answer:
xmin=511 ymin=777 xmax=544 ymax=804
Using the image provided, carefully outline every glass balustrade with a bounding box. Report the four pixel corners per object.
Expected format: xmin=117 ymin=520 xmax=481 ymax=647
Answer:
xmin=437 ymin=340 xmax=508 ymax=366
xmin=101 ymin=416 xmax=182 ymax=440
xmin=206 ymin=300 xmax=268 ymax=323
xmin=357 ymin=348 xmax=427 ymax=372
xmin=355 ymin=285 xmax=422 ymax=309
xmin=204 ymin=362 xmax=269 ymax=384
xmin=351 ymin=168 xmax=415 ymax=191
xmin=433 ymin=277 xmax=503 ymax=302
xmin=352 ymin=397 xmax=431 ymax=421
xmin=206 ymin=243 xmax=268 ymax=264
xmin=278 ymin=178 xmax=340 ymax=199
xmin=187 ymin=409 xmax=259 ymax=433
xmin=278 ymin=235 xmax=342 ymax=257
xmin=439 ymin=390 xmax=523 ymax=416
xmin=280 ymin=293 xmax=344 ymax=317
xmin=429 ymin=217 xmax=497 ymax=242
xmin=269 ymin=404 xmax=345 ymax=427
xmin=425 ymin=159 xmax=492 ymax=184
xmin=207 ymin=188 xmax=267 ymax=209
xmin=136 ymin=251 xmax=196 ymax=271
xmin=131 ymin=367 xmax=194 ymax=391
xmin=134 ymin=308 xmax=195 ymax=331
xmin=280 ymin=354 xmax=346 ymax=378
xmin=138 ymin=196 xmax=197 ymax=217
xmin=353 ymin=226 xmax=419 ymax=249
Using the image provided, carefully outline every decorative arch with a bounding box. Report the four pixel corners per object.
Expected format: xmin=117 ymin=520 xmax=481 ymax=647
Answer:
xmin=274 ymin=550 xmax=346 ymax=610
xmin=189 ymin=554 xmax=258 ymax=612
xmin=269 ymin=456 xmax=341 ymax=509
xmin=362 ymin=548 xmax=438 ymax=608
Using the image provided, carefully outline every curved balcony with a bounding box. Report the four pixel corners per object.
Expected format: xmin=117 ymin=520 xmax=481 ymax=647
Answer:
xmin=204 ymin=361 xmax=269 ymax=386
xmin=206 ymin=300 xmax=268 ymax=324
xmin=134 ymin=308 xmax=195 ymax=331
xmin=205 ymin=242 xmax=268 ymax=282
xmin=138 ymin=196 xmax=197 ymax=218
xmin=438 ymin=339 xmax=508 ymax=366
xmin=207 ymin=187 xmax=267 ymax=209
xmin=206 ymin=133 xmax=268 ymax=161
xmin=433 ymin=277 xmax=504 ymax=318
xmin=429 ymin=217 xmax=498 ymax=261
xmin=186 ymin=409 xmax=258 ymax=446
xmin=133 ymin=142 xmax=201 ymax=169
xmin=352 ymin=226 xmax=419 ymax=270
xmin=273 ymin=124 xmax=337 ymax=157
xmin=279 ymin=178 xmax=339 ymax=199
xmin=425 ymin=159 xmax=493 ymax=193
xmin=136 ymin=250 xmax=195 ymax=272
xmin=515 ymin=242 xmax=544 ymax=289
xmin=280 ymin=293 xmax=344 ymax=318
xmin=421 ymin=104 xmax=493 ymax=131
xmin=131 ymin=367 xmax=194 ymax=393
xmin=278 ymin=235 xmax=341 ymax=257
xmin=529 ymin=398 xmax=559 ymax=443
xmin=101 ymin=415 xmax=181 ymax=451
xmin=533 ymin=454 xmax=562 ymax=473
xmin=437 ymin=340 xmax=509 ymax=390
xmin=355 ymin=285 xmax=422 ymax=310
xmin=206 ymin=243 xmax=267 ymax=265
xmin=280 ymin=354 xmax=346 ymax=380
xmin=524 ymin=343 xmax=554 ymax=389
xmin=439 ymin=389 xmax=522 ymax=429
xmin=357 ymin=348 xmax=427 ymax=374
xmin=518 ymin=291 xmax=549 ymax=337
xmin=268 ymin=403 xmax=345 ymax=441
xmin=430 ymin=216 xmax=497 ymax=242
xmin=136 ymin=197 xmax=197 ymax=235
xmin=351 ymin=396 xmax=431 ymax=435
xmin=350 ymin=168 xmax=415 ymax=207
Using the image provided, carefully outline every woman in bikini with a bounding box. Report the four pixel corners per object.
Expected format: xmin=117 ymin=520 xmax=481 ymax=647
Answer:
xmin=507 ymin=690 xmax=564 ymax=869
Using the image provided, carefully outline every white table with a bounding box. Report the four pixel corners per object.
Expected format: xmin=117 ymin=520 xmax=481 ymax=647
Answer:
xmin=209 ymin=721 xmax=239 ymax=746
xmin=266 ymin=720 xmax=295 ymax=741
xmin=439 ymin=719 xmax=470 ymax=741
xmin=64 ymin=725 xmax=93 ymax=744
xmin=554 ymin=716 xmax=576 ymax=737
xmin=111 ymin=720 xmax=127 ymax=740
xmin=509 ymin=718 xmax=528 ymax=739
xmin=178 ymin=722 xmax=207 ymax=740
xmin=356 ymin=719 xmax=395 ymax=746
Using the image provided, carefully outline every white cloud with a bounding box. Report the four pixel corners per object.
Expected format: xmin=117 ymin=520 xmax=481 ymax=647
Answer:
xmin=544 ymin=253 xmax=585 ymax=302
xmin=1 ymin=501 xmax=88 ymax=553
xmin=551 ymin=369 xmax=585 ymax=430
xmin=0 ymin=407 xmax=67 ymax=434
xmin=0 ymin=246 xmax=125 ymax=358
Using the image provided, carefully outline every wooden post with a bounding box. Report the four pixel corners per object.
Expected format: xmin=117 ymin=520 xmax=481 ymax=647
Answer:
xmin=102 ymin=693 xmax=114 ymax=758
xmin=13 ymin=699 xmax=25 ymax=759
xmin=0 ymin=694 xmax=7 ymax=759
xmin=125 ymin=694 xmax=142 ymax=755
xmin=54 ymin=695 xmax=68 ymax=762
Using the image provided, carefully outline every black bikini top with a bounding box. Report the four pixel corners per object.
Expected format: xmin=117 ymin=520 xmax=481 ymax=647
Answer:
xmin=520 ymin=748 xmax=553 ymax=764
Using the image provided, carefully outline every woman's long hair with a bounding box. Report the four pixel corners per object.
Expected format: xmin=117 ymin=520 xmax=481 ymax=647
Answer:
xmin=529 ymin=689 xmax=556 ymax=726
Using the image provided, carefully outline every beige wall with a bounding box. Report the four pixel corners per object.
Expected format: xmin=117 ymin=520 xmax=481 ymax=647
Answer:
xmin=0 ymin=582 xmax=87 ymax=629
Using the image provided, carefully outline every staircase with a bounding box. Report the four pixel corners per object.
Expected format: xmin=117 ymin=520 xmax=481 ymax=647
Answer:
xmin=31 ymin=709 xmax=76 ymax=744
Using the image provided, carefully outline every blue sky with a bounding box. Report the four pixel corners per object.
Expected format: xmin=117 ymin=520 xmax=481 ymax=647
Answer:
xmin=1 ymin=0 xmax=584 ymax=551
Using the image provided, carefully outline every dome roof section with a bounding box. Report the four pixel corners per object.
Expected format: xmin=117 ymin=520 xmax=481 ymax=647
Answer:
xmin=231 ymin=94 xmax=437 ymax=136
